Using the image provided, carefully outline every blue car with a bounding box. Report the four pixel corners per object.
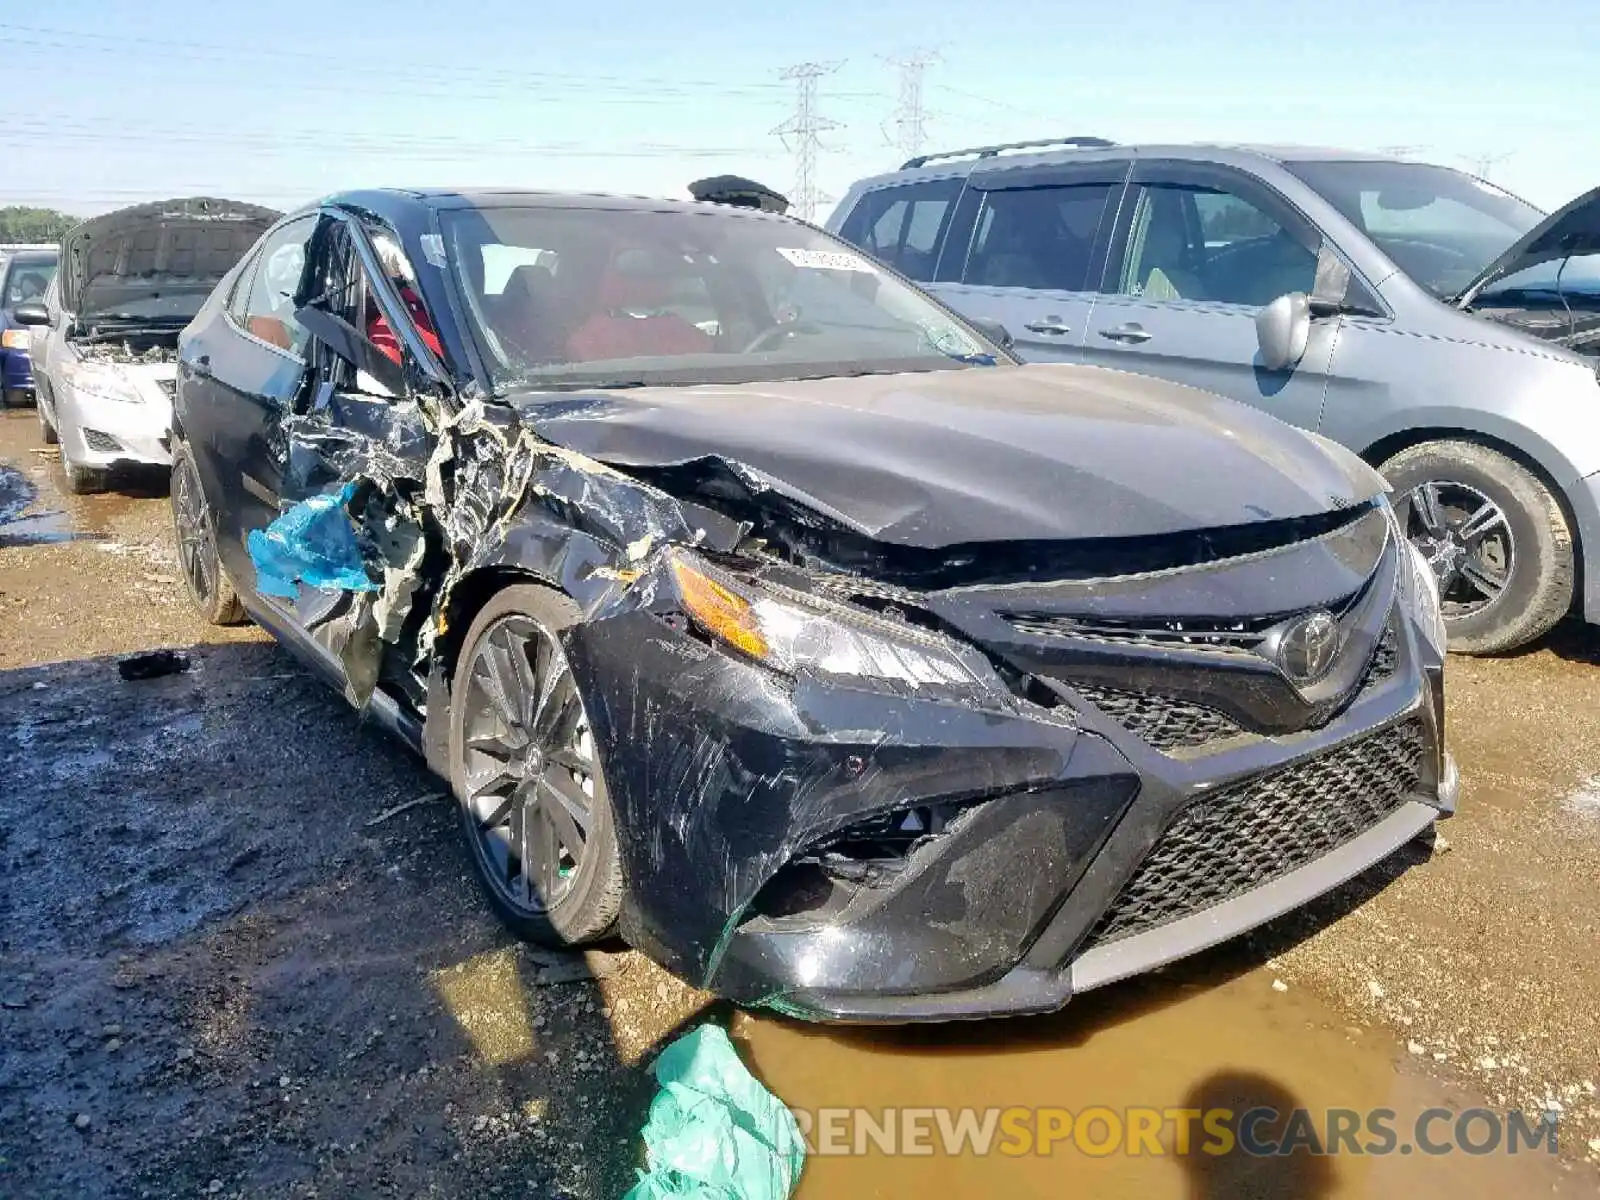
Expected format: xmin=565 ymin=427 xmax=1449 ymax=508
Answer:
xmin=1 ymin=249 xmax=59 ymax=407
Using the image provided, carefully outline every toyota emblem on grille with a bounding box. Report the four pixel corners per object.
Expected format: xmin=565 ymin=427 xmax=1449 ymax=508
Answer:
xmin=1277 ymin=610 xmax=1340 ymax=683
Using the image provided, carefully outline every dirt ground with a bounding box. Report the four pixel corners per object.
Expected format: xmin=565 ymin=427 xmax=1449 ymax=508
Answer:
xmin=2 ymin=407 xmax=1598 ymax=1198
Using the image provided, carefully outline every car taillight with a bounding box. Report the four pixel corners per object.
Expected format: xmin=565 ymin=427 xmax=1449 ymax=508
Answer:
xmin=1 ymin=330 xmax=30 ymax=350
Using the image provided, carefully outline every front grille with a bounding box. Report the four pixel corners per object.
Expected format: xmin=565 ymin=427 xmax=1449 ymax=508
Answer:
xmin=1072 ymin=684 xmax=1245 ymax=750
xmin=82 ymin=428 xmax=123 ymax=453
xmin=1006 ymin=612 xmax=1268 ymax=654
xmin=1079 ymin=719 xmax=1425 ymax=950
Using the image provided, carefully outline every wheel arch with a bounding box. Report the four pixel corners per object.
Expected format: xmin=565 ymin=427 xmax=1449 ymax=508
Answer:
xmin=436 ymin=564 xmax=564 ymax=682
xmin=421 ymin=563 xmax=562 ymax=775
xmin=1360 ymin=425 xmax=1585 ymax=617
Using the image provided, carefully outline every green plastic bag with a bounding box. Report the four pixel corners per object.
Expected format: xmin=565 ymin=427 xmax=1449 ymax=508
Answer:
xmin=622 ymin=1024 xmax=806 ymax=1200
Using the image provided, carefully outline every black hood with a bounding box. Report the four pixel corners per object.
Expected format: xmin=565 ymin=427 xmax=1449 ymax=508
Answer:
xmin=1457 ymin=185 xmax=1600 ymax=308
xmin=507 ymin=363 xmax=1385 ymax=550
xmin=60 ymin=197 xmax=281 ymax=319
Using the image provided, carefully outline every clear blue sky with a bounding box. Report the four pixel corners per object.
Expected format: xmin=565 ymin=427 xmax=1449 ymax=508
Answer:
xmin=0 ymin=0 xmax=1590 ymax=220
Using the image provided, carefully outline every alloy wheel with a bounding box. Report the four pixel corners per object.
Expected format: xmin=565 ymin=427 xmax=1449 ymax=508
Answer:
xmin=459 ymin=614 xmax=598 ymax=915
xmin=1398 ymin=479 xmax=1513 ymax=618
xmin=173 ymin=456 xmax=220 ymax=606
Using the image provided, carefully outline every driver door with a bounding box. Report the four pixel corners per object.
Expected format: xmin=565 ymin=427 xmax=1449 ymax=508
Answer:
xmin=1080 ymin=160 xmax=1337 ymax=435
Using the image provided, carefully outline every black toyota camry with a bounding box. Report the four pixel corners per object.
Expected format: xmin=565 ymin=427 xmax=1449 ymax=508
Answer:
xmin=170 ymin=183 xmax=1456 ymax=1021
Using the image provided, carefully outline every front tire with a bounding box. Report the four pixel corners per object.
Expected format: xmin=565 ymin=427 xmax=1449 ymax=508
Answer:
xmin=448 ymin=584 xmax=625 ymax=946
xmin=63 ymin=462 xmax=108 ymax=495
xmin=37 ymin=401 xmax=57 ymax=445
xmin=170 ymin=444 xmax=246 ymax=625
xmin=1380 ymin=440 xmax=1574 ymax=654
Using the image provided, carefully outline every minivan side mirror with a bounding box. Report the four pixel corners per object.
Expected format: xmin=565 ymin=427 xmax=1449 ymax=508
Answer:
xmin=12 ymin=301 xmax=49 ymax=327
xmin=1255 ymin=292 xmax=1311 ymax=372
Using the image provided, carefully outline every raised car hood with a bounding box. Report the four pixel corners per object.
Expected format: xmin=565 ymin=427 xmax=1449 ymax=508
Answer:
xmin=508 ymin=363 xmax=1385 ymax=549
xmin=1457 ymin=185 xmax=1600 ymax=309
xmin=60 ymin=197 xmax=281 ymax=318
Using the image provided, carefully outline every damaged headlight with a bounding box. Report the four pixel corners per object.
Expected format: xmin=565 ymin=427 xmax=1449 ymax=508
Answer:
xmin=668 ymin=551 xmax=1002 ymax=694
xmin=1386 ymin=498 xmax=1448 ymax=657
xmin=60 ymin=361 xmax=143 ymax=404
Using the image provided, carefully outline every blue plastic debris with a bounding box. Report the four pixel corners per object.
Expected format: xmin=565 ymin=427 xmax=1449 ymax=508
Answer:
xmin=246 ymin=481 xmax=379 ymax=600
xmin=623 ymin=1024 xmax=805 ymax=1200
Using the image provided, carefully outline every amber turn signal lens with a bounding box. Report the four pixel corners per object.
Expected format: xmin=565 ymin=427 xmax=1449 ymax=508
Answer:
xmin=669 ymin=555 xmax=770 ymax=662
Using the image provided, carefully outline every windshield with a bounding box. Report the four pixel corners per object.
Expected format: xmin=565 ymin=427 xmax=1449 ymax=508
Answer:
xmin=439 ymin=204 xmax=999 ymax=392
xmin=1284 ymin=160 xmax=1545 ymax=298
xmin=3 ymin=257 xmax=57 ymax=308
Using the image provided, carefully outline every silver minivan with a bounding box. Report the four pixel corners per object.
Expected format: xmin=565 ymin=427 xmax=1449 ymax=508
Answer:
xmin=828 ymin=138 xmax=1600 ymax=654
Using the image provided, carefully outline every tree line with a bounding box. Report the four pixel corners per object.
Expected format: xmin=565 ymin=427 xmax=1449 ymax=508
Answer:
xmin=0 ymin=206 xmax=80 ymax=243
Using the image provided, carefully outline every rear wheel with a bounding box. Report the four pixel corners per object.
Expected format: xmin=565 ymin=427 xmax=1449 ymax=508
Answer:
xmin=2 ymin=388 xmax=32 ymax=409
xmin=1380 ymin=440 xmax=1573 ymax=654
xmin=448 ymin=584 xmax=624 ymax=946
xmin=170 ymin=443 xmax=246 ymax=625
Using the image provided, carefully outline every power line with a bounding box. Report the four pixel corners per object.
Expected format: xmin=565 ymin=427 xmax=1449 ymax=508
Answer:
xmin=881 ymin=51 xmax=941 ymax=162
xmin=772 ymin=62 xmax=843 ymax=222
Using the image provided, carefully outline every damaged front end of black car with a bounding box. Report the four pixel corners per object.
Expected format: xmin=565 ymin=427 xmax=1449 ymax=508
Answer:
xmin=173 ymin=189 xmax=1456 ymax=1023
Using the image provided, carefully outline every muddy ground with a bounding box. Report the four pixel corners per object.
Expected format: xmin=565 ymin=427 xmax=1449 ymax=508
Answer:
xmin=1 ymin=408 xmax=1597 ymax=1198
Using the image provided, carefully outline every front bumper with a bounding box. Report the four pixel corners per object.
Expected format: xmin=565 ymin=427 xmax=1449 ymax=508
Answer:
xmin=568 ymin=579 xmax=1449 ymax=1023
xmin=58 ymin=382 xmax=174 ymax=469
xmin=0 ymin=347 xmax=33 ymax=393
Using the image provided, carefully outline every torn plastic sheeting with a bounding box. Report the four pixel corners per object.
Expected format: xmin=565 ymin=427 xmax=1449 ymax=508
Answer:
xmin=247 ymin=481 xmax=380 ymax=600
xmin=624 ymin=1024 xmax=805 ymax=1200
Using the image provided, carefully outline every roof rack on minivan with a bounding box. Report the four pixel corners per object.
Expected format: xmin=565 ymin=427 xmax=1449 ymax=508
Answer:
xmin=899 ymin=135 xmax=1116 ymax=170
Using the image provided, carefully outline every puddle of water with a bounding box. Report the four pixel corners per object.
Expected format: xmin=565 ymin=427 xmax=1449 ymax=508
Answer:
xmin=1564 ymin=778 xmax=1600 ymax=824
xmin=0 ymin=459 xmax=96 ymax=546
xmin=736 ymin=965 xmax=1587 ymax=1198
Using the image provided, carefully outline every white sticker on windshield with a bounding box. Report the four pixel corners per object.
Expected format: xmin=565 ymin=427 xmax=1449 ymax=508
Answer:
xmin=776 ymin=247 xmax=878 ymax=272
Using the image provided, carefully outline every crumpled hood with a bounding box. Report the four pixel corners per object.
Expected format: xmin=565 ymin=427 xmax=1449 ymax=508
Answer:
xmin=60 ymin=197 xmax=281 ymax=318
xmin=1457 ymin=185 xmax=1600 ymax=308
xmin=507 ymin=363 xmax=1385 ymax=549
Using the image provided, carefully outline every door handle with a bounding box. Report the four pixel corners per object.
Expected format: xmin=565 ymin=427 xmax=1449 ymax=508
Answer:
xmin=1098 ymin=323 xmax=1152 ymax=344
xmin=1023 ymin=316 xmax=1072 ymax=336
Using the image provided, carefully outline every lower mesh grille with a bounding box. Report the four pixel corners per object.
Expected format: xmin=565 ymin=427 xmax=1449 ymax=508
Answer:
xmin=1072 ymin=685 xmax=1244 ymax=750
xmin=82 ymin=429 xmax=123 ymax=453
xmin=1079 ymin=719 xmax=1425 ymax=950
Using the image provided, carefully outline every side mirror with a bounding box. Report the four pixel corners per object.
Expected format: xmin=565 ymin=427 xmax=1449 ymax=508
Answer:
xmin=12 ymin=301 xmax=49 ymax=327
xmin=1255 ymin=292 xmax=1311 ymax=372
xmin=968 ymin=317 xmax=1015 ymax=353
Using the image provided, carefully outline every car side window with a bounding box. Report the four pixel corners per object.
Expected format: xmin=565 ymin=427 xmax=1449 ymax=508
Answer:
xmin=1114 ymin=182 xmax=1318 ymax=307
xmin=836 ymin=178 xmax=961 ymax=281
xmin=961 ymin=183 xmax=1116 ymax=291
xmin=238 ymin=218 xmax=317 ymax=357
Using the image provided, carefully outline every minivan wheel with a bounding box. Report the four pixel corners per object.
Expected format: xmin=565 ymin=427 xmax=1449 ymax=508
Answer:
xmin=38 ymin=402 xmax=57 ymax=445
xmin=1380 ymin=440 xmax=1574 ymax=654
xmin=171 ymin=444 xmax=246 ymax=625
xmin=447 ymin=584 xmax=625 ymax=946
xmin=3 ymin=388 xmax=32 ymax=409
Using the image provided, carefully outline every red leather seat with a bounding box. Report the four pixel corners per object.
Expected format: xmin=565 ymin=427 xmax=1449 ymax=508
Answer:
xmin=564 ymin=267 xmax=712 ymax=362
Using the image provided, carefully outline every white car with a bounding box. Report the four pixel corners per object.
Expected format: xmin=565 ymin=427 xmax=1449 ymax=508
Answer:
xmin=17 ymin=198 xmax=280 ymax=493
